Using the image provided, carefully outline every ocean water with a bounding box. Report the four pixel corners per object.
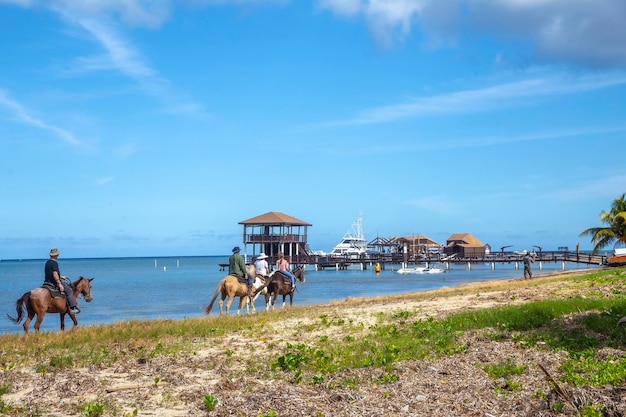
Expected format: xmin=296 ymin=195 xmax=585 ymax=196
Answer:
xmin=0 ymin=256 xmax=600 ymax=335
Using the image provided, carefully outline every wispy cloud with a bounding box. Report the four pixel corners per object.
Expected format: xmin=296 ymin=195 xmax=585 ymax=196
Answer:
xmin=322 ymin=74 xmax=626 ymax=126
xmin=72 ymin=18 xmax=209 ymax=118
xmin=405 ymin=195 xmax=455 ymax=214
xmin=0 ymin=90 xmax=82 ymax=146
xmin=549 ymin=175 xmax=626 ymax=202
xmin=97 ymin=176 xmax=114 ymax=185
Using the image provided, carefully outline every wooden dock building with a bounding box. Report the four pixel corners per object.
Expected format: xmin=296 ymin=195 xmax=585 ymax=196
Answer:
xmin=239 ymin=211 xmax=312 ymax=263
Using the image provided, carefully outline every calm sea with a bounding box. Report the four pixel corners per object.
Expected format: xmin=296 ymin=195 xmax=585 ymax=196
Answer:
xmin=0 ymin=256 xmax=599 ymax=335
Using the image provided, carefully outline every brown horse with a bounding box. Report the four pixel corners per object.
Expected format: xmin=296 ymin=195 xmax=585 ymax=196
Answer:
xmin=254 ymin=265 xmax=305 ymax=311
xmin=7 ymin=276 xmax=94 ymax=333
xmin=204 ymin=265 xmax=267 ymax=316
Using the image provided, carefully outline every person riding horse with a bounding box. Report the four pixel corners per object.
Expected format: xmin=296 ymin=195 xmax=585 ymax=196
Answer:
xmin=228 ymin=246 xmax=254 ymax=295
xmin=254 ymin=253 xmax=270 ymax=279
xmin=43 ymin=248 xmax=80 ymax=314
xmin=276 ymin=252 xmax=296 ymax=291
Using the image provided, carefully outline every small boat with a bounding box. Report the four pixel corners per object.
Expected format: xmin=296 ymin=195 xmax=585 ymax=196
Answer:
xmin=397 ymin=266 xmax=445 ymax=274
xmin=607 ymin=248 xmax=626 ymax=267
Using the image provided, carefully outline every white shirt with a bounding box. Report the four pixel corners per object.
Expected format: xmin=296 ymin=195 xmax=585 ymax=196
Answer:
xmin=254 ymin=259 xmax=269 ymax=276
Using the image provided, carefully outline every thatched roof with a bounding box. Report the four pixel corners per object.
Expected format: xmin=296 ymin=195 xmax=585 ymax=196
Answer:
xmin=446 ymin=233 xmax=484 ymax=247
xmin=239 ymin=211 xmax=312 ymax=226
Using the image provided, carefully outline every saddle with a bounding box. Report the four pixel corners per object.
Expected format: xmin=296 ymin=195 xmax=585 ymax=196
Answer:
xmin=41 ymin=283 xmax=67 ymax=299
xmin=273 ymin=271 xmax=292 ymax=285
xmin=230 ymin=275 xmax=248 ymax=285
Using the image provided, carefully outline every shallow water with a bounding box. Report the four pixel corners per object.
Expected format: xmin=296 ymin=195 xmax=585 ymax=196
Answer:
xmin=0 ymin=256 xmax=599 ymax=334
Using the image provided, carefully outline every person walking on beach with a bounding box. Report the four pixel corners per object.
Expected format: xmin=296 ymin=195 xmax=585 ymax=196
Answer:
xmin=276 ymin=252 xmax=296 ymax=291
xmin=229 ymin=246 xmax=253 ymax=295
xmin=523 ymin=251 xmax=535 ymax=280
xmin=43 ymin=248 xmax=80 ymax=314
xmin=254 ymin=253 xmax=270 ymax=278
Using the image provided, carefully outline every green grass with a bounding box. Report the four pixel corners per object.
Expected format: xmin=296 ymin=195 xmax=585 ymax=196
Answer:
xmin=1 ymin=267 xmax=626 ymax=399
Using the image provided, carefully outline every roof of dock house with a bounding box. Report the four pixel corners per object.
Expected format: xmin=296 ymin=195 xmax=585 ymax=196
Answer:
xmin=239 ymin=211 xmax=312 ymax=226
xmin=446 ymin=233 xmax=484 ymax=247
xmin=394 ymin=235 xmax=440 ymax=246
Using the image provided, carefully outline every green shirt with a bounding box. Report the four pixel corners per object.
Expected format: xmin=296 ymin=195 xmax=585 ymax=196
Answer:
xmin=228 ymin=253 xmax=247 ymax=278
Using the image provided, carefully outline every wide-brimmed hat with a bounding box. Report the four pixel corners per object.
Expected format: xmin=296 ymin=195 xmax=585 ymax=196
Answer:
xmin=232 ymin=246 xmax=241 ymax=253
xmin=257 ymin=253 xmax=268 ymax=259
xmin=49 ymin=248 xmax=60 ymax=257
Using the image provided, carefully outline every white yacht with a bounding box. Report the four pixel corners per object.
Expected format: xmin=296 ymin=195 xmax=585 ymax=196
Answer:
xmin=330 ymin=214 xmax=368 ymax=258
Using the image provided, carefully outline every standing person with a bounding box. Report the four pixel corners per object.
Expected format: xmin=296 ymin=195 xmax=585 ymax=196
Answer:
xmin=254 ymin=253 xmax=270 ymax=278
xmin=229 ymin=246 xmax=252 ymax=295
xmin=43 ymin=248 xmax=80 ymax=314
xmin=523 ymin=251 xmax=535 ymax=280
xmin=276 ymin=252 xmax=296 ymax=291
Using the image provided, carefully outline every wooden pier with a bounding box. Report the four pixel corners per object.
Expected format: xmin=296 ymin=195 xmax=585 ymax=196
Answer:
xmin=224 ymin=251 xmax=607 ymax=272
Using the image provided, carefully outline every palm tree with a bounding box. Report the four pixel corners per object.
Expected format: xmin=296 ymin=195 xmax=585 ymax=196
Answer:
xmin=579 ymin=193 xmax=626 ymax=254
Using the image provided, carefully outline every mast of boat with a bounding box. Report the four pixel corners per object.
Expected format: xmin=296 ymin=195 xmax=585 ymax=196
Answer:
xmin=343 ymin=213 xmax=365 ymax=241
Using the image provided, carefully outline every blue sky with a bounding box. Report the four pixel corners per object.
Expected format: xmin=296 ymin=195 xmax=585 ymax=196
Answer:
xmin=1 ymin=0 xmax=625 ymax=259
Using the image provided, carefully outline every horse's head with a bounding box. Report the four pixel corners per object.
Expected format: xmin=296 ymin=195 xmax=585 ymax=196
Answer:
xmin=76 ymin=276 xmax=94 ymax=302
xmin=247 ymin=264 xmax=256 ymax=277
xmin=293 ymin=266 xmax=306 ymax=283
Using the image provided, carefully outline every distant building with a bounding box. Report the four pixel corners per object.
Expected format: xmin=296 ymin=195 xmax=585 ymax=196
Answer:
xmin=444 ymin=233 xmax=486 ymax=258
xmin=239 ymin=211 xmax=312 ymax=263
xmin=393 ymin=235 xmax=442 ymax=259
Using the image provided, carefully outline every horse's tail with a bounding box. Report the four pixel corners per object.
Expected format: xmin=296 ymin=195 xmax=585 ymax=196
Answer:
xmin=6 ymin=292 xmax=29 ymax=324
xmin=205 ymin=278 xmax=226 ymax=315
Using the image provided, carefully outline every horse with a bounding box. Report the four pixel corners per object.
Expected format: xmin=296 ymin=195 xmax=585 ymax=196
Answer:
xmin=204 ymin=265 xmax=267 ymax=316
xmin=254 ymin=265 xmax=305 ymax=311
xmin=7 ymin=276 xmax=94 ymax=333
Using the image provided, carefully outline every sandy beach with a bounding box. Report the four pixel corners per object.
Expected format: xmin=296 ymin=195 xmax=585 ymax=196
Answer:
xmin=2 ymin=268 xmax=625 ymax=416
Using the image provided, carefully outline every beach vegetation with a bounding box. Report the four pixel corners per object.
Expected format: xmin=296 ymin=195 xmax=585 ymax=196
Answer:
xmin=201 ymin=394 xmax=219 ymax=411
xmin=80 ymin=401 xmax=106 ymax=416
xmin=1 ymin=267 xmax=626 ymax=414
xmin=580 ymin=193 xmax=626 ymax=254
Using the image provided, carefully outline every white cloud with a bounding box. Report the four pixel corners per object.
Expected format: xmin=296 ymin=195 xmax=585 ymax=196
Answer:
xmin=317 ymin=0 xmax=626 ymax=68
xmin=326 ymin=73 xmax=626 ymax=126
xmin=0 ymin=90 xmax=82 ymax=146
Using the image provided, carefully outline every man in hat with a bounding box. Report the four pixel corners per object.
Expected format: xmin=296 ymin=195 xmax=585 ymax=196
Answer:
xmin=43 ymin=248 xmax=80 ymax=314
xmin=228 ymin=246 xmax=253 ymax=295
xmin=254 ymin=252 xmax=270 ymax=279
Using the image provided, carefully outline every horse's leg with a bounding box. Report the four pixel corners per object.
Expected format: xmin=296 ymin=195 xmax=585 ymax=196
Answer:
xmin=34 ymin=312 xmax=45 ymax=333
xmin=21 ymin=302 xmax=34 ymax=333
xmin=218 ymin=298 xmax=224 ymax=315
xmin=60 ymin=314 xmax=65 ymax=331
xmin=23 ymin=313 xmax=33 ymax=334
xmin=237 ymin=296 xmax=246 ymax=315
xmin=264 ymin=293 xmax=271 ymax=311
xmin=225 ymin=290 xmax=235 ymax=315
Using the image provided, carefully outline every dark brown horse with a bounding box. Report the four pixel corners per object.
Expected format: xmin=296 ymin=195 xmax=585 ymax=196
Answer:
xmin=7 ymin=276 xmax=94 ymax=333
xmin=254 ymin=266 xmax=305 ymax=311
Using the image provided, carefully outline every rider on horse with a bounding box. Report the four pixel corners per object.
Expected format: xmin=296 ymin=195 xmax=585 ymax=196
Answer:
xmin=276 ymin=252 xmax=296 ymax=291
xmin=43 ymin=248 xmax=80 ymax=314
xmin=229 ymin=246 xmax=253 ymax=296
xmin=254 ymin=253 xmax=270 ymax=279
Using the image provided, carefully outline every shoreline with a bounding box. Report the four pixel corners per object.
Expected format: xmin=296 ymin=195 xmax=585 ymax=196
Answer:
xmin=2 ymin=267 xmax=622 ymax=417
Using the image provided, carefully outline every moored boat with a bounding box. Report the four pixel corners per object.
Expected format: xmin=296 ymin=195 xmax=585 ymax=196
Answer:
xmin=330 ymin=214 xmax=368 ymax=258
xmin=607 ymin=248 xmax=626 ymax=267
xmin=397 ymin=265 xmax=445 ymax=274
